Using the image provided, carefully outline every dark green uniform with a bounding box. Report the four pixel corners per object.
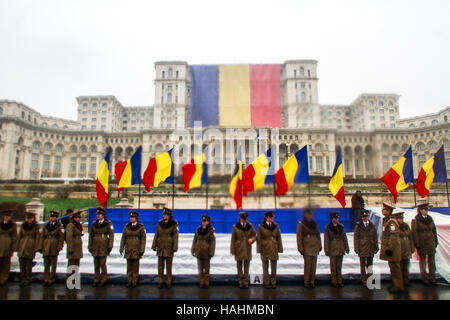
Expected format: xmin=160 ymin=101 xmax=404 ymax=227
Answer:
xmin=38 ymin=211 xmax=64 ymax=286
xmin=380 ymin=212 xmax=403 ymax=293
xmin=120 ymin=211 xmax=146 ymax=287
xmin=152 ymin=208 xmax=178 ymax=288
xmin=256 ymin=211 xmax=283 ymax=289
xmin=17 ymin=212 xmax=40 ymax=286
xmin=324 ymin=215 xmax=349 ymax=287
xmin=191 ymin=215 xmax=215 ymax=288
xmin=412 ymin=203 xmax=438 ymax=284
xmin=0 ymin=211 xmax=17 ymax=285
xmin=88 ymin=208 xmax=114 ymax=286
xmin=230 ymin=212 xmax=256 ymax=288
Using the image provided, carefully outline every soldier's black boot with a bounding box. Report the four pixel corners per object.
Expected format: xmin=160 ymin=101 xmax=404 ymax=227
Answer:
xmin=126 ymin=283 xmax=132 ymax=288
xmin=92 ymin=282 xmax=99 ymax=287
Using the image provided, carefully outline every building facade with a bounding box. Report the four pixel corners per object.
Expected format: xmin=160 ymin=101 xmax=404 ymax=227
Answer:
xmin=0 ymin=60 xmax=449 ymax=181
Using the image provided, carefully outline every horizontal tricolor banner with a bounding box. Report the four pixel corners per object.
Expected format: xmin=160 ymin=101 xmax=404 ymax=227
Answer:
xmin=190 ymin=64 xmax=282 ymax=127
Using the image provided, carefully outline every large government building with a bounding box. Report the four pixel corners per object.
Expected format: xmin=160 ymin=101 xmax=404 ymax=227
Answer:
xmin=0 ymin=60 xmax=449 ymax=181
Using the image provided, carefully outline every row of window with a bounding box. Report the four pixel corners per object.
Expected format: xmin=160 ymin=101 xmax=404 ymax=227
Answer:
xmin=161 ymin=68 xmax=180 ymax=79
xmin=368 ymin=100 xmax=395 ymax=107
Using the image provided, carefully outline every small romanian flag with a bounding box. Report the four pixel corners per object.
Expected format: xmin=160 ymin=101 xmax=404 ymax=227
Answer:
xmin=182 ymin=152 xmax=208 ymax=192
xmin=329 ymin=147 xmax=346 ymax=208
xmin=275 ymin=145 xmax=309 ymax=196
xmin=229 ymin=147 xmax=244 ymax=209
xmin=243 ymin=146 xmax=275 ymax=196
xmin=143 ymin=148 xmax=174 ymax=191
xmin=415 ymin=144 xmax=447 ymax=198
xmin=115 ymin=146 xmax=142 ymax=194
xmin=96 ymin=146 xmax=112 ymax=207
xmin=380 ymin=145 xmax=414 ymax=203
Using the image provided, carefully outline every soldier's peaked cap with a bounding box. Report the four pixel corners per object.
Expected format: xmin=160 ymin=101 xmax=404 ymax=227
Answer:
xmin=50 ymin=210 xmax=59 ymax=217
xmin=0 ymin=209 xmax=13 ymax=216
xmin=25 ymin=211 xmax=37 ymax=218
xmin=360 ymin=209 xmax=370 ymax=216
xmin=392 ymin=211 xmax=405 ymax=218
xmin=239 ymin=212 xmax=249 ymax=219
xmin=163 ymin=207 xmax=173 ymax=215
xmin=129 ymin=210 xmax=140 ymax=218
xmin=329 ymin=211 xmax=339 ymax=219
xmin=66 ymin=208 xmax=74 ymax=214
xmin=201 ymin=214 xmax=211 ymax=221
xmin=264 ymin=210 xmax=274 ymax=218
xmin=96 ymin=207 xmax=107 ymax=215
xmin=417 ymin=202 xmax=431 ymax=209
xmin=382 ymin=202 xmax=396 ymax=210
xmin=72 ymin=211 xmax=82 ymax=218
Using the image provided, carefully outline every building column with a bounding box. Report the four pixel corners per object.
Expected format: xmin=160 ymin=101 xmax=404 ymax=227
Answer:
xmin=352 ymin=157 xmax=356 ymax=179
xmin=362 ymin=156 xmax=367 ymax=179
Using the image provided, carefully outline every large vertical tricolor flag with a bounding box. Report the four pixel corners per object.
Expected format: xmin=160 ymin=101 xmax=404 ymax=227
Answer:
xmin=415 ymin=144 xmax=447 ymax=198
xmin=96 ymin=146 xmax=112 ymax=207
xmin=243 ymin=146 xmax=275 ymax=196
xmin=229 ymin=146 xmax=244 ymax=209
xmin=275 ymin=145 xmax=310 ymax=196
xmin=143 ymin=148 xmax=174 ymax=191
xmin=182 ymin=151 xmax=208 ymax=192
xmin=329 ymin=147 xmax=346 ymax=207
xmin=115 ymin=146 xmax=142 ymax=194
xmin=380 ymin=144 xmax=414 ymax=203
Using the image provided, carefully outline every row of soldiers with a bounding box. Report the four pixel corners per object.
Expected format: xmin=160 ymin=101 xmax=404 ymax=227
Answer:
xmin=0 ymin=203 xmax=438 ymax=290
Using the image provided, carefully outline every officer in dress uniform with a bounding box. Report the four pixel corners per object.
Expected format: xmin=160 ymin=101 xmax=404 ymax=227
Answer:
xmin=17 ymin=212 xmax=40 ymax=286
xmin=230 ymin=212 xmax=256 ymax=289
xmin=296 ymin=207 xmax=322 ymax=288
xmin=152 ymin=207 xmax=179 ymax=289
xmin=120 ymin=210 xmax=146 ymax=288
xmin=257 ymin=211 xmax=283 ymax=289
xmin=380 ymin=206 xmax=404 ymax=293
xmin=191 ymin=214 xmax=215 ymax=288
xmin=353 ymin=208 xmax=379 ymax=287
xmin=395 ymin=212 xmax=415 ymax=286
xmin=324 ymin=211 xmax=349 ymax=288
xmin=0 ymin=210 xmax=17 ymax=286
xmin=66 ymin=211 xmax=84 ymax=277
xmin=88 ymin=207 xmax=114 ymax=287
xmin=412 ymin=202 xmax=438 ymax=285
xmin=38 ymin=210 xmax=64 ymax=286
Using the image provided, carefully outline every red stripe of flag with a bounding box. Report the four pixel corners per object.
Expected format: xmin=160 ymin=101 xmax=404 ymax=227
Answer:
xmin=143 ymin=157 xmax=157 ymax=192
xmin=415 ymin=168 xmax=430 ymax=198
xmin=335 ymin=187 xmax=346 ymax=208
xmin=182 ymin=159 xmax=197 ymax=192
xmin=242 ymin=165 xmax=256 ymax=196
xmin=380 ymin=168 xmax=401 ymax=203
xmin=275 ymin=168 xmax=289 ymax=196
xmin=95 ymin=179 xmax=108 ymax=207
xmin=115 ymin=161 xmax=128 ymax=194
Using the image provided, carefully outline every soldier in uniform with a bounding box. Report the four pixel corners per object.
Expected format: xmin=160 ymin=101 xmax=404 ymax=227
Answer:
xmin=65 ymin=211 xmax=83 ymax=276
xmin=380 ymin=207 xmax=404 ymax=293
xmin=88 ymin=207 xmax=114 ymax=287
xmin=0 ymin=210 xmax=17 ymax=286
xmin=152 ymin=207 xmax=179 ymax=289
xmin=38 ymin=210 xmax=64 ymax=286
xmin=230 ymin=212 xmax=256 ymax=289
xmin=324 ymin=212 xmax=349 ymax=288
xmin=412 ymin=202 xmax=438 ymax=285
xmin=17 ymin=212 xmax=40 ymax=286
xmin=297 ymin=207 xmax=322 ymax=288
xmin=191 ymin=214 xmax=216 ymax=288
xmin=257 ymin=211 xmax=283 ymax=289
xmin=353 ymin=209 xmax=379 ymax=287
xmin=395 ymin=212 xmax=415 ymax=286
xmin=120 ymin=210 xmax=146 ymax=288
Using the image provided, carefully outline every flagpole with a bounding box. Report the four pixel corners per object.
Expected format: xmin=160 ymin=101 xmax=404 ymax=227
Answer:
xmin=206 ymin=181 xmax=209 ymax=209
xmin=172 ymin=182 xmax=175 ymax=209
xmin=138 ymin=179 xmax=141 ymax=209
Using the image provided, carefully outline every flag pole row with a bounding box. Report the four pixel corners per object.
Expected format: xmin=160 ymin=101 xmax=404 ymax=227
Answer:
xmin=95 ymin=143 xmax=449 ymax=209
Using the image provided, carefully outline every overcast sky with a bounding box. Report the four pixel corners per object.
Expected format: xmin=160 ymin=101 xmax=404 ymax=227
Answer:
xmin=1 ymin=0 xmax=449 ymax=121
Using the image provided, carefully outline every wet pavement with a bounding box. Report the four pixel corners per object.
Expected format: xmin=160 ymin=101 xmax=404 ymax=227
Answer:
xmin=0 ymin=281 xmax=448 ymax=300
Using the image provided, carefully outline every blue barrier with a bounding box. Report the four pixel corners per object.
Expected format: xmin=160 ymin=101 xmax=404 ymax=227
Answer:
xmin=88 ymin=208 xmax=353 ymax=234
